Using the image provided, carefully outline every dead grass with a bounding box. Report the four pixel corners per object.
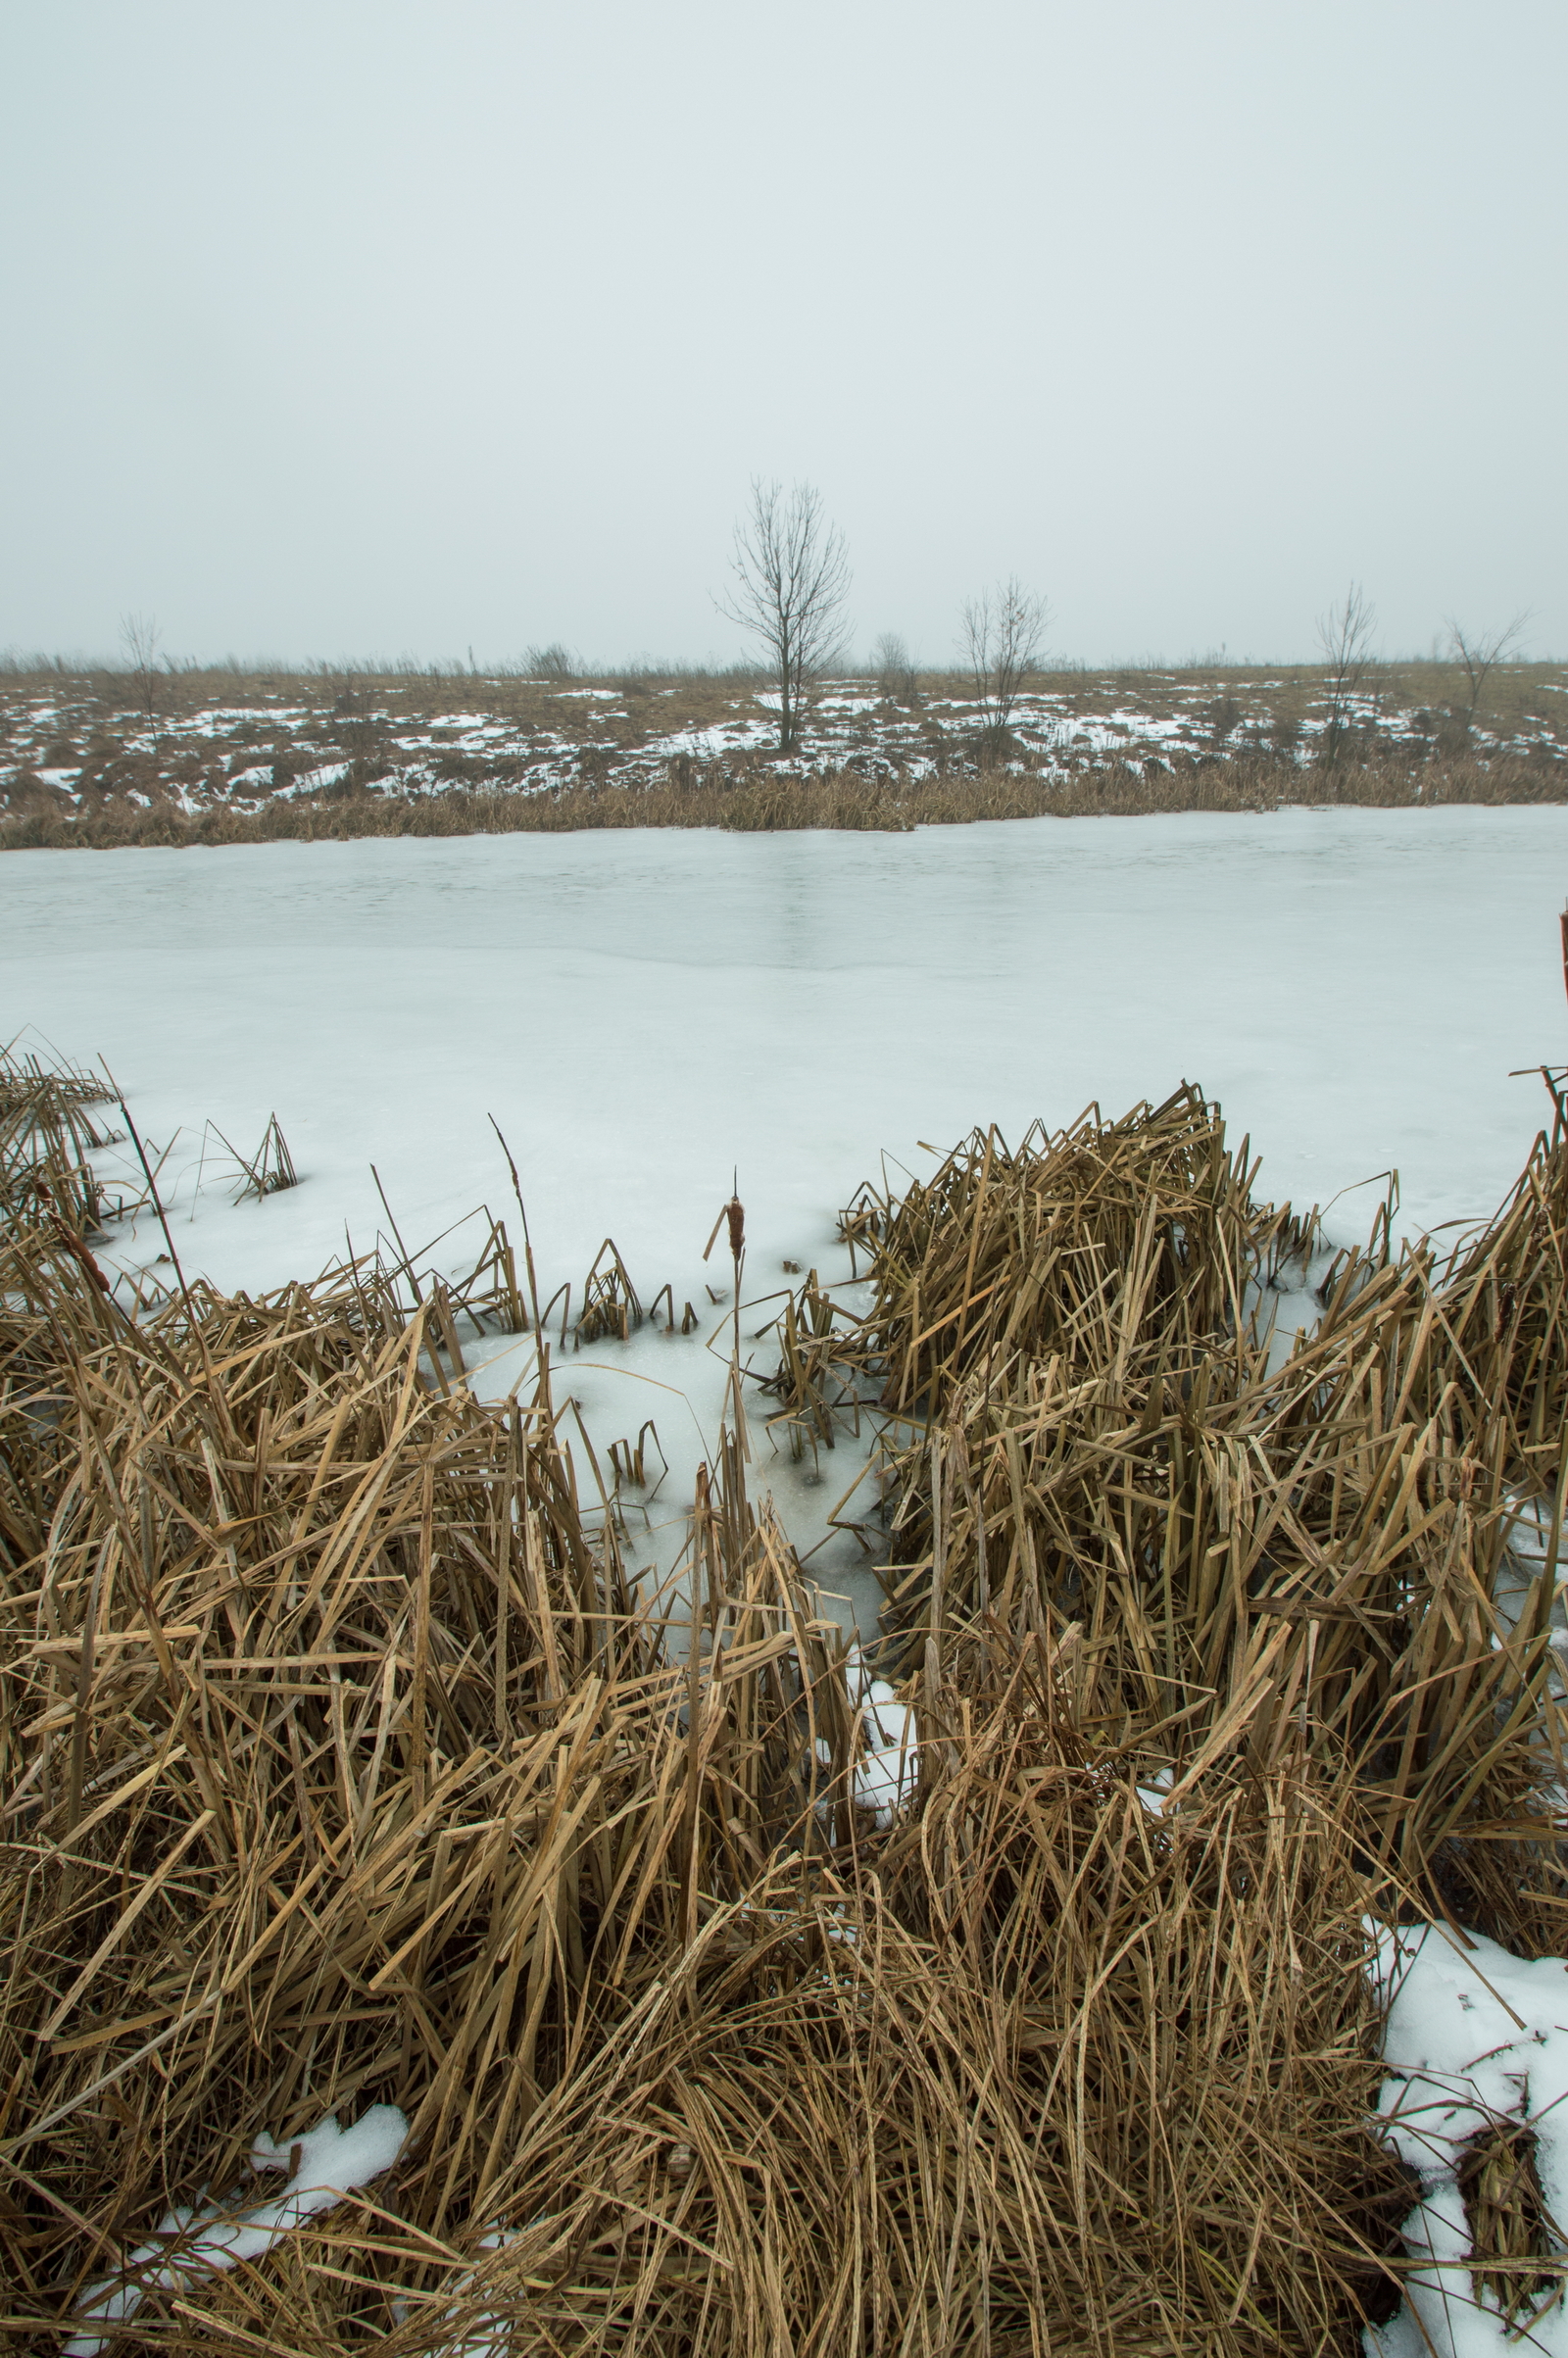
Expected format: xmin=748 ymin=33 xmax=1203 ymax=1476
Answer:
xmin=1 ymin=655 xmax=1564 ymax=847
xmin=4 ymin=1051 xmax=1568 ymax=2350
xmin=4 ymin=748 xmax=1568 ymax=852
xmin=850 ymin=1087 xmax=1568 ymax=1930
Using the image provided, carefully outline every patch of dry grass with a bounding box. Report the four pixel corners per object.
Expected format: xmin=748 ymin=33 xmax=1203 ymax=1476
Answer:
xmin=5 ymin=748 xmax=1568 ymax=851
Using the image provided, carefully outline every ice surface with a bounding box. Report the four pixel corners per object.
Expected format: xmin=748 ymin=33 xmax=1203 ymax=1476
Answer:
xmin=457 ymin=1311 xmax=886 ymax=1631
xmin=65 ymin=2104 xmax=408 ymax=2354
xmin=10 ymin=809 xmax=1568 ymax=2335
xmin=5 ymin=807 xmax=1568 ymax=1614
xmin=1365 ymin=1926 xmax=1568 ymax=2357
xmin=6 ymin=807 xmax=1563 ymax=1281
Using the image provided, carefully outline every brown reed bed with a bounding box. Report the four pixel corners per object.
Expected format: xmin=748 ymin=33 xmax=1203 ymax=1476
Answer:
xmin=3 ymin=747 xmax=1566 ymax=852
xmin=855 ymin=1086 xmax=1568 ymax=1928
xmin=3 ymin=1053 xmax=1568 ymax=2350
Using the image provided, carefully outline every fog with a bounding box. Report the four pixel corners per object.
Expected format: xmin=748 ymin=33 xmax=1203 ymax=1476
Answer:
xmin=2 ymin=0 xmax=1563 ymax=667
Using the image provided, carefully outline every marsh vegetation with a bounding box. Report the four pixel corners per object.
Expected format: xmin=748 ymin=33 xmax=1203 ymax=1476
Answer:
xmin=6 ymin=1045 xmax=1568 ymax=2350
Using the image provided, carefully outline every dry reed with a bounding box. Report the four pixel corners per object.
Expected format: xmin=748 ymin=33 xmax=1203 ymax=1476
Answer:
xmin=4 ymin=748 xmax=1566 ymax=853
xmin=859 ymin=1087 xmax=1568 ymax=1919
xmin=5 ymin=1051 xmax=1568 ymax=2351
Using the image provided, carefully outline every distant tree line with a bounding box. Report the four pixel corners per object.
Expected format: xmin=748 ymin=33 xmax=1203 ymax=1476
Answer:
xmin=714 ymin=482 xmax=1534 ymax=764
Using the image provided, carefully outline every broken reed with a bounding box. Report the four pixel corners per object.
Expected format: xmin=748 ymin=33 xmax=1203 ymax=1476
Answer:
xmin=759 ymin=1265 xmax=873 ymax=1460
xmin=0 ymin=1053 xmax=124 ymax=1245
xmin=208 ymin=1111 xmax=299 ymax=1203
xmin=4 ymin=1050 xmax=1567 ymax=2350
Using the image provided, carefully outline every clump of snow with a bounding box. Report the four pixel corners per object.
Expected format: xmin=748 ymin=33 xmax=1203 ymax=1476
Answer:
xmin=845 ymin=1643 xmax=916 ymax=1825
xmin=645 ymin=716 xmax=776 ymax=761
xmin=1490 ymin=1497 xmax=1568 ymax=1717
xmin=65 ymin=2104 xmax=408 ymax=2354
xmin=1365 ymin=1923 xmax=1568 ymax=2356
xmin=810 ymin=1646 xmax=916 ymax=1825
xmin=275 ymin=761 xmax=351 ymax=800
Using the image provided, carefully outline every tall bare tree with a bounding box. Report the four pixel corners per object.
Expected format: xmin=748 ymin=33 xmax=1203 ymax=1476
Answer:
xmin=1446 ymin=610 xmax=1531 ymax=728
xmin=1315 ymin=582 xmax=1378 ymax=770
xmin=717 ymin=480 xmax=850 ymax=755
xmin=960 ymin=578 xmax=1051 ymax=748
xmin=120 ymin=611 xmax=162 ymax=729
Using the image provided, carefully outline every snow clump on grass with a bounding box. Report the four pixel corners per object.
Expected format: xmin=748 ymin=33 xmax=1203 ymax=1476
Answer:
xmin=1366 ymin=1924 xmax=1568 ymax=2357
xmin=66 ymin=2104 xmax=408 ymax=2355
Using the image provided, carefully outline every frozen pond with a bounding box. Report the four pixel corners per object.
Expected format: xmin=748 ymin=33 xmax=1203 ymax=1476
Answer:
xmin=6 ymin=808 xmax=1568 ymax=1620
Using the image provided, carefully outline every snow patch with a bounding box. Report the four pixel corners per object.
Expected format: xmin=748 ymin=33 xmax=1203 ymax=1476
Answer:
xmin=845 ymin=1643 xmax=916 ymax=1826
xmin=1366 ymin=1924 xmax=1568 ymax=2357
xmin=65 ymin=2104 xmax=408 ymax=2354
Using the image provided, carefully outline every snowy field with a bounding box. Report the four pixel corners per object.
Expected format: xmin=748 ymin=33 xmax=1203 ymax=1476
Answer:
xmin=5 ymin=664 xmax=1565 ymax=834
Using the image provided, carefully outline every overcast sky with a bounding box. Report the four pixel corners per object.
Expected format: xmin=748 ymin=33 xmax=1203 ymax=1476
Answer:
xmin=2 ymin=1 xmax=1563 ymax=668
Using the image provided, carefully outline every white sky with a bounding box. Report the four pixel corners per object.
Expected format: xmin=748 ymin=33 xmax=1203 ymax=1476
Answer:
xmin=2 ymin=0 xmax=1563 ymax=668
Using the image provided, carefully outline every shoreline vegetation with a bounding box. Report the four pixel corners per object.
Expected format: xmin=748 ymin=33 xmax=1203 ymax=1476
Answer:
xmin=2 ymin=654 xmax=1564 ymax=848
xmin=5 ymin=1044 xmax=1568 ymax=2350
xmin=5 ymin=749 xmax=1568 ymax=849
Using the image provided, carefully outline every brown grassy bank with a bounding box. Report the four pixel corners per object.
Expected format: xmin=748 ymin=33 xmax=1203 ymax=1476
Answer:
xmin=4 ymin=1053 xmax=1568 ymax=2351
xmin=4 ymin=748 xmax=1567 ymax=850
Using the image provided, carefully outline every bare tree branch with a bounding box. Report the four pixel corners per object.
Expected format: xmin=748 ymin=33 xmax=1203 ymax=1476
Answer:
xmin=119 ymin=612 xmax=162 ymax=729
xmin=1314 ymin=583 xmax=1377 ymax=771
xmin=1446 ymin=611 xmax=1532 ymax=727
xmin=872 ymin=631 xmax=917 ymax=703
xmin=716 ymin=480 xmax=851 ymax=755
xmin=960 ymin=578 xmax=1051 ymax=747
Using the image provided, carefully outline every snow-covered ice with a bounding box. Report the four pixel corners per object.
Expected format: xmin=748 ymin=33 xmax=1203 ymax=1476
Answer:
xmin=5 ymin=806 xmax=1568 ymax=1616
xmin=5 ymin=807 xmax=1564 ymax=1282
xmin=11 ymin=808 xmax=1568 ymax=2346
xmin=1366 ymin=1926 xmax=1568 ymax=2358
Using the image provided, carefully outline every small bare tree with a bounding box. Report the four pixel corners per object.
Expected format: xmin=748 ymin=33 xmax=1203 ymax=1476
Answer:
xmin=960 ymin=578 xmax=1051 ymax=748
xmin=1446 ymin=611 xmax=1531 ymax=728
xmin=523 ymin=642 xmax=577 ymax=680
xmin=120 ymin=611 xmax=162 ymax=728
xmin=872 ymin=630 xmax=917 ymax=702
xmin=1315 ymin=582 xmax=1378 ymax=770
xmin=717 ymin=480 xmax=850 ymax=755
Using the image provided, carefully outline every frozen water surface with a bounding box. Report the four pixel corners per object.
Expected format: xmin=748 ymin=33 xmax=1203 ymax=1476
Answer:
xmin=15 ymin=809 xmax=1568 ymax=2329
xmin=5 ymin=807 xmax=1565 ymax=1268
xmin=1365 ymin=1924 xmax=1568 ymax=2356
xmin=4 ymin=807 xmax=1568 ymax=1619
